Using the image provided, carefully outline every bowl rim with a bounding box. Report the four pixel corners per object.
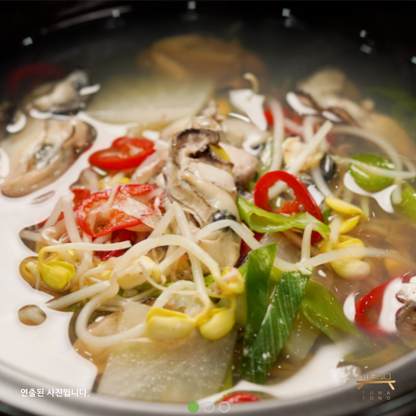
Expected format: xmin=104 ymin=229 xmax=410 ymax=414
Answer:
xmin=2 ymin=346 xmax=416 ymax=416
xmin=2 ymin=3 xmax=416 ymax=416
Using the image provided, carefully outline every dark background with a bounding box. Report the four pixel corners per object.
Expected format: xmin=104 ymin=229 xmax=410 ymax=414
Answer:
xmin=0 ymin=1 xmax=415 ymax=416
xmin=0 ymin=1 xmax=415 ymax=58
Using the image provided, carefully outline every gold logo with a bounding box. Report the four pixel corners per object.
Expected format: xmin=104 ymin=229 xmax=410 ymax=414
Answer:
xmin=356 ymin=373 xmax=396 ymax=390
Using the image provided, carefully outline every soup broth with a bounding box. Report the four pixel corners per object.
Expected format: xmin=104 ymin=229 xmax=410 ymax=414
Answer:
xmin=2 ymin=18 xmax=416 ymax=406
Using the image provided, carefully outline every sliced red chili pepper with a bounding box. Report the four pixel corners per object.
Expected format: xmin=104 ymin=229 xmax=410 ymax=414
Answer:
xmin=326 ymin=134 xmax=336 ymax=145
xmin=38 ymin=214 xmax=64 ymax=228
xmin=402 ymin=274 xmax=413 ymax=284
xmin=95 ymin=229 xmax=135 ymax=261
xmin=264 ymin=108 xmax=274 ymax=126
xmin=235 ymin=232 xmax=264 ymax=267
xmin=36 ymin=188 xmax=89 ymax=229
xmin=76 ymin=184 xmax=159 ymax=238
xmin=254 ymin=170 xmax=324 ymax=244
xmin=264 ymin=107 xmax=303 ymax=135
xmin=221 ymin=392 xmax=261 ymax=404
xmin=355 ymin=276 xmax=404 ymax=335
xmin=282 ymin=106 xmax=295 ymax=119
xmin=71 ymin=188 xmax=91 ymax=210
xmin=89 ymin=137 xmax=155 ymax=171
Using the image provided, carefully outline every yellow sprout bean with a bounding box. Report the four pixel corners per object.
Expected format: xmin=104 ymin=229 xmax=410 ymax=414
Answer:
xmin=99 ymin=176 xmax=130 ymax=189
xmin=25 ymin=261 xmax=39 ymax=276
xmin=62 ymin=249 xmax=78 ymax=263
xmin=199 ymin=307 xmax=235 ymax=341
xmin=215 ymin=267 xmax=245 ymax=296
xmin=175 ymin=257 xmax=191 ymax=274
xmin=98 ymin=270 xmax=112 ymax=280
xmin=332 ymin=259 xmax=371 ymax=281
xmin=146 ymin=307 xmax=196 ymax=341
xmin=39 ymin=260 xmax=75 ymax=290
xmin=339 ymin=215 xmax=361 ymax=234
xmin=336 ymin=238 xmax=365 ymax=259
xmin=330 ymin=238 xmax=370 ymax=280
xmin=118 ymin=256 xmax=160 ymax=290
xmin=325 ymin=197 xmax=364 ymax=217
xmin=217 ymin=99 xmax=231 ymax=116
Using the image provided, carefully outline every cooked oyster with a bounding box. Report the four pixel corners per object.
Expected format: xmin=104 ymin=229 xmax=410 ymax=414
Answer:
xmin=25 ymin=69 xmax=91 ymax=115
xmin=163 ymin=127 xmax=241 ymax=268
xmin=0 ymin=117 xmax=95 ymax=197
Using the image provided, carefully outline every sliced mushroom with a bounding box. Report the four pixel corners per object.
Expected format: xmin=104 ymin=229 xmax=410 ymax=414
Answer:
xmin=296 ymin=68 xmax=367 ymax=125
xmin=221 ymin=117 xmax=269 ymax=148
xmin=396 ymin=305 xmax=416 ymax=349
xmin=298 ymin=68 xmax=348 ymax=97
xmin=294 ymin=68 xmax=416 ymax=158
xmin=0 ymin=117 xmax=95 ymax=197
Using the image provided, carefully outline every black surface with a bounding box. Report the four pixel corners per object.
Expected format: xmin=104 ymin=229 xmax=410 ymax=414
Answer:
xmin=0 ymin=1 xmax=416 ymax=58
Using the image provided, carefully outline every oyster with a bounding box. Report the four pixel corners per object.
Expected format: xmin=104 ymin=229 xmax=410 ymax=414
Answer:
xmin=0 ymin=117 xmax=95 ymax=197
xmin=163 ymin=127 xmax=241 ymax=268
xmin=25 ymin=69 xmax=91 ymax=114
